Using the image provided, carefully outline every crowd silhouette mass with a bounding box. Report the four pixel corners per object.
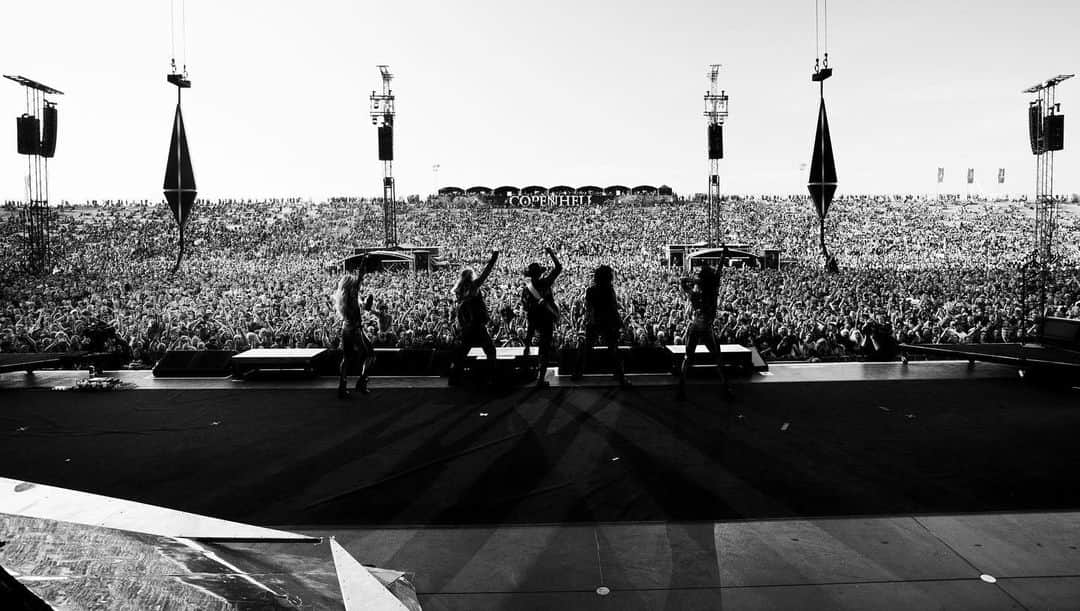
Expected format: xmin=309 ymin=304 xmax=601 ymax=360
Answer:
xmin=2 ymin=194 xmax=1079 ymax=370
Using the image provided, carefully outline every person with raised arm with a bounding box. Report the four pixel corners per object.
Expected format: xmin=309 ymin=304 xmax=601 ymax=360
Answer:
xmin=333 ymin=255 xmax=375 ymax=399
xmin=449 ymin=249 xmax=500 ymax=385
xmin=522 ymin=247 xmax=562 ymax=387
xmin=677 ymin=262 xmax=729 ymax=400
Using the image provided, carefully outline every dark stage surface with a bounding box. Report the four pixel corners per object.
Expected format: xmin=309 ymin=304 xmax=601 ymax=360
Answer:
xmin=2 ymin=361 xmax=1078 ymax=528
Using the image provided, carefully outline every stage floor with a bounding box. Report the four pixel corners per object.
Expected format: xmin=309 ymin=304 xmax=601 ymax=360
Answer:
xmin=5 ymin=509 xmax=1078 ymax=610
xmin=4 ymin=360 xmax=1080 ymax=608
xmin=0 ymin=360 xmax=1074 ymax=526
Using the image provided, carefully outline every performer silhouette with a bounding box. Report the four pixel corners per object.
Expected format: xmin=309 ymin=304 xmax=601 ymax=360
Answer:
xmin=573 ymin=264 xmax=628 ymax=386
xmin=334 ymin=257 xmax=375 ymax=399
xmin=449 ymin=249 xmax=500 ymax=385
xmin=522 ymin=247 xmax=562 ymax=387
xmin=677 ymin=263 xmax=729 ymax=400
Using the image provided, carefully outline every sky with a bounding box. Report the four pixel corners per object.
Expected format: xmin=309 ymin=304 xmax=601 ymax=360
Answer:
xmin=0 ymin=0 xmax=1077 ymax=201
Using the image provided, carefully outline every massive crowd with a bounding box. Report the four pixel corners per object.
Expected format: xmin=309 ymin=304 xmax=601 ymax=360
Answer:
xmin=2 ymin=194 xmax=1079 ymax=367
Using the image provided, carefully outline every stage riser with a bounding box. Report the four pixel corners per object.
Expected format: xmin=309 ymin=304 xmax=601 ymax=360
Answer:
xmin=557 ymin=347 xmax=671 ymax=374
xmin=153 ymin=350 xmax=235 ymax=377
xmin=0 ymin=352 xmax=90 ymax=374
xmin=230 ymin=349 xmax=331 ymax=379
xmin=146 ymin=346 xmax=765 ymax=378
xmin=460 ymin=356 xmax=540 ymax=382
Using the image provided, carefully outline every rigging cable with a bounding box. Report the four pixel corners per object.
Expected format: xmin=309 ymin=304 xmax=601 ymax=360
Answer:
xmin=169 ymin=0 xmax=176 ymax=68
xmin=815 ymin=0 xmax=819 ymax=62
xmin=181 ymin=0 xmax=188 ymax=73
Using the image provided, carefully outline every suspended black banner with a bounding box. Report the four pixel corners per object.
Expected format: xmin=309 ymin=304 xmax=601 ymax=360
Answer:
xmin=163 ymin=104 xmax=196 ymax=228
xmin=807 ymin=97 xmax=837 ymax=221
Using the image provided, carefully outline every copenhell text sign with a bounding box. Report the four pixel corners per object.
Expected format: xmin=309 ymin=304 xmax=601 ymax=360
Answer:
xmin=488 ymin=194 xmax=614 ymax=208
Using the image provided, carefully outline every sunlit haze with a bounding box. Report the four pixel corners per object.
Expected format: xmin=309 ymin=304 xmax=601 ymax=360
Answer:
xmin=1 ymin=0 xmax=1077 ymax=201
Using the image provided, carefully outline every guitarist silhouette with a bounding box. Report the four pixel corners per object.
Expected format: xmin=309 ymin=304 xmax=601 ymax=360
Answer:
xmin=522 ymin=247 xmax=562 ymax=387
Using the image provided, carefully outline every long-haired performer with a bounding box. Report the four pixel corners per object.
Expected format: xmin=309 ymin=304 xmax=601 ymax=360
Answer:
xmin=677 ymin=262 xmax=729 ymax=400
xmin=573 ymin=264 xmax=629 ymax=386
xmin=522 ymin=246 xmax=562 ymax=387
xmin=449 ymin=249 xmax=500 ymax=385
xmin=333 ymin=257 xmax=375 ymax=399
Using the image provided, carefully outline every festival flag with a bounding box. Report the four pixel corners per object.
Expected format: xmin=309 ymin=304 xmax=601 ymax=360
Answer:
xmin=998 ymin=168 xmax=1005 ymax=184
xmin=967 ymin=168 xmax=974 ymax=184
xmin=163 ymin=104 xmax=196 ymax=229
xmin=937 ymin=167 xmax=944 ymax=184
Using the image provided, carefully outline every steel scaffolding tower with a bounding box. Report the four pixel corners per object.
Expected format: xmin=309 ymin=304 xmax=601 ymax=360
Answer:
xmin=704 ymin=64 xmax=729 ymax=247
xmin=370 ymin=65 xmax=397 ymax=247
xmin=1021 ymin=73 xmax=1072 ymax=329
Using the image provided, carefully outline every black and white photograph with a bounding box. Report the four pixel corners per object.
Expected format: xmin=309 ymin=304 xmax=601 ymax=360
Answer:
xmin=0 ymin=0 xmax=1078 ymax=608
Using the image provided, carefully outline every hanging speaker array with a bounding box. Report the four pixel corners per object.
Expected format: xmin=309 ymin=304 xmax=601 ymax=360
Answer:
xmin=1044 ymin=114 xmax=1064 ymax=152
xmin=13 ymin=106 xmax=58 ymax=157
xmin=1029 ymin=104 xmax=1045 ymax=154
xmin=40 ymin=105 xmax=57 ymax=158
xmin=16 ymin=115 xmax=40 ymax=155
xmin=378 ymin=126 xmax=393 ymax=161
xmin=707 ymin=124 xmax=723 ymax=160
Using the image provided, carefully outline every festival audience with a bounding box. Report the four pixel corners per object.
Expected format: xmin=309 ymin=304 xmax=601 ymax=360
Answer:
xmin=2 ymin=194 xmax=1078 ymax=367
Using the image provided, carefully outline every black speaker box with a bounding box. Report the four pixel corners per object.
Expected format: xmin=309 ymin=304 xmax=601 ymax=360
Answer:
xmin=17 ymin=115 xmax=40 ymax=155
xmin=378 ymin=126 xmax=394 ymax=161
xmin=1029 ymin=104 xmax=1045 ymax=154
xmin=763 ymin=248 xmax=781 ymax=270
xmin=708 ymin=124 xmax=723 ymax=159
xmin=1045 ymin=114 xmax=1064 ymax=152
xmin=40 ymin=105 xmax=57 ymax=158
xmin=152 ymin=350 xmax=236 ymax=377
xmin=1040 ymin=317 xmax=1080 ymax=348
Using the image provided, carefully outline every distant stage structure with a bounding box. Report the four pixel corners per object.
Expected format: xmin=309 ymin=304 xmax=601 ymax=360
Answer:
xmin=4 ymin=74 xmax=63 ymax=274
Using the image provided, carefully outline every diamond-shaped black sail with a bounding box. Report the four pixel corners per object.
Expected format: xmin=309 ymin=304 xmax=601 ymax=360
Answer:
xmin=163 ymin=104 xmax=196 ymax=228
xmin=807 ymin=97 xmax=837 ymax=221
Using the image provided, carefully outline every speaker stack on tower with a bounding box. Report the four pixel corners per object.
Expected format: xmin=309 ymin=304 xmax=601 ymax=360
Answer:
xmin=1029 ymin=103 xmax=1045 ymax=154
xmin=16 ymin=115 xmax=40 ymax=155
xmin=40 ymin=104 xmax=57 ymax=158
xmin=1045 ymin=114 xmax=1065 ymax=151
xmin=708 ymin=124 xmax=723 ymax=160
xmin=378 ymin=126 xmax=393 ymax=161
